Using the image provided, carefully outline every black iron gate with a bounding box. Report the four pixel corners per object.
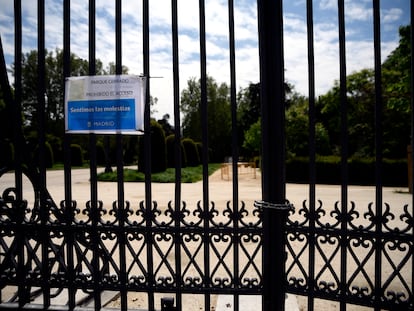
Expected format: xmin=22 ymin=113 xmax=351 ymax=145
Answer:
xmin=0 ymin=1 xmax=412 ymax=311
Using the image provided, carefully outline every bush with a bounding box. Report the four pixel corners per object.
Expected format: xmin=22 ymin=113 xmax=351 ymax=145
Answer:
xmin=196 ymin=142 xmax=203 ymax=162
xmin=166 ymin=134 xmax=187 ymax=168
xmin=33 ymin=141 xmax=54 ymax=168
xmin=182 ymin=138 xmax=200 ymax=167
xmin=47 ymin=135 xmax=63 ymax=163
xmin=286 ymin=156 xmax=407 ymax=186
xmin=123 ymin=136 xmax=139 ymax=165
xmin=70 ymin=144 xmax=84 ymax=166
xmin=95 ymin=140 xmax=107 ymax=166
xmin=138 ymin=120 xmax=167 ymax=173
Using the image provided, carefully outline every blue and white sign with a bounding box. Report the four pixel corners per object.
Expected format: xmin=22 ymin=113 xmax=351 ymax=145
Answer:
xmin=65 ymin=75 xmax=146 ymax=134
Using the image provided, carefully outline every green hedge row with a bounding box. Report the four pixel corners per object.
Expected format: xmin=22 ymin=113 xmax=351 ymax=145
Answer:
xmin=0 ymin=139 xmax=87 ymax=169
xmin=286 ymin=156 xmax=408 ymax=187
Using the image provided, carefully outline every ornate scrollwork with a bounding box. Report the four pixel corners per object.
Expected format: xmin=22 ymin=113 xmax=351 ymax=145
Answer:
xmin=102 ymin=273 xmax=119 ymax=286
xmin=212 ymin=277 xmax=231 ymax=288
xmin=400 ymin=204 xmax=414 ymax=233
xmin=385 ymin=290 xmax=409 ymax=305
xmin=287 ymin=276 xmax=306 ymax=288
xmin=1 ymin=161 xmax=411 ymax=310
xmin=0 ymin=187 xmax=28 ymax=223
xmin=240 ymin=277 xmax=260 ymax=288
xmin=318 ymin=281 xmax=338 ymax=294
xmin=350 ymin=285 xmax=370 ymax=298
xmin=183 ymin=276 xmax=202 ymax=287
xmin=156 ymin=276 xmax=174 ymax=286
xmin=129 ymin=275 xmax=146 ymax=287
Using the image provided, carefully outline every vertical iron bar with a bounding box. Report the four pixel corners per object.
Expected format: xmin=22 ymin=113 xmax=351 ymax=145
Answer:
xmin=373 ymin=2 xmax=383 ymax=310
xmin=228 ymin=1 xmax=239 ymax=309
xmin=411 ymin=0 xmax=414 ymax=240
xmin=115 ymin=1 xmax=127 ymax=309
xmin=0 ymin=38 xmax=12 ymax=306
xmin=411 ymin=3 xmax=414 ymax=302
xmin=142 ymin=0 xmax=154 ymax=309
xmin=171 ymin=0 xmax=183 ymax=309
xmin=13 ymin=0 xmax=27 ymax=307
xmin=198 ymin=0 xmax=210 ymax=309
xmin=306 ymin=0 xmax=316 ymax=310
xmin=12 ymin=0 xmax=23 ymax=208
xmin=37 ymin=0 xmax=51 ymax=307
xmin=257 ymin=0 xmax=287 ymax=310
xmin=37 ymin=0 xmax=47 ymax=181
xmin=337 ymin=1 xmax=348 ymax=310
xmin=88 ymin=2 xmax=102 ymax=310
xmin=115 ymin=0 xmax=122 ymax=75
xmin=62 ymin=0 xmax=74 ymax=309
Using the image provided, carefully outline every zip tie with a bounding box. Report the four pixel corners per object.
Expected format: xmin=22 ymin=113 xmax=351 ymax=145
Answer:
xmin=254 ymin=200 xmax=294 ymax=212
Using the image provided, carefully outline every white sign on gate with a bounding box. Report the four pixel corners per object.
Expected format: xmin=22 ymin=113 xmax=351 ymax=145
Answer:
xmin=65 ymin=75 xmax=146 ymax=134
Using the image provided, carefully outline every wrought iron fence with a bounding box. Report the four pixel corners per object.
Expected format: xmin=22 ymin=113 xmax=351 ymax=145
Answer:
xmin=0 ymin=0 xmax=412 ymax=311
xmin=0 ymin=172 xmax=264 ymax=310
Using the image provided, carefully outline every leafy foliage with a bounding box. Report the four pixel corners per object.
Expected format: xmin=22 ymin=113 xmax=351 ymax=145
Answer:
xmin=166 ymin=134 xmax=186 ymax=168
xmin=70 ymin=144 xmax=84 ymax=167
xmin=237 ymin=25 xmax=411 ymax=160
xmin=237 ymin=83 xmax=261 ymax=145
xmin=16 ymin=49 xmax=95 ymax=133
xmin=138 ymin=120 xmax=167 ymax=173
xmin=242 ymin=118 xmax=261 ymax=156
xmin=180 ymin=76 xmax=231 ymax=162
xmin=182 ymin=138 xmax=200 ymax=167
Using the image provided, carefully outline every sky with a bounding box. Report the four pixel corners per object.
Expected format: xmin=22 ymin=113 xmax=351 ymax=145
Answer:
xmin=0 ymin=0 xmax=410 ymax=122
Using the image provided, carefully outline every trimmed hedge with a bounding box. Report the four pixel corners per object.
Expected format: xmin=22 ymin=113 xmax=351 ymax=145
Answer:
xmin=70 ymin=144 xmax=84 ymax=167
xmin=95 ymin=141 xmax=107 ymax=166
xmin=33 ymin=141 xmax=54 ymax=168
xmin=286 ymin=156 xmax=407 ymax=186
xmin=166 ymin=134 xmax=187 ymax=168
xmin=182 ymin=138 xmax=200 ymax=167
xmin=138 ymin=120 xmax=167 ymax=173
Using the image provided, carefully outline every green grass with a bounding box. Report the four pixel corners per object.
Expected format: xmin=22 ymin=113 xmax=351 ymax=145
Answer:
xmin=97 ymin=163 xmax=222 ymax=183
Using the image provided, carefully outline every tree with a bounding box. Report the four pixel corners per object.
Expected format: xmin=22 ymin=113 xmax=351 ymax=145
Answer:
xmin=13 ymin=49 xmax=131 ymax=136
xmin=105 ymin=61 xmax=129 ymax=75
xmin=286 ymin=96 xmax=330 ymax=157
xmin=317 ymin=25 xmax=411 ymax=158
xmin=242 ymin=118 xmax=261 ymax=157
xmin=11 ymin=49 xmax=140 ymax=167
xmin=241 ymin=93 xmax=330 ymax=158
xmin=15 ymin=49 xmax=101 ymax=134
xmin=317 ymin=69 xmax=377 ymax=157
xmin=180 ymin=76 xmax=231 ymax=162
xmin=381 ymin=25 xmax=411 ymax=156
xmin=237 ymin=83 xmax=260 ymax=131
xmin=237 ymin=81 xmax=298 ymax=158
xmin=382 ymin=25 xmax=411 ymax=112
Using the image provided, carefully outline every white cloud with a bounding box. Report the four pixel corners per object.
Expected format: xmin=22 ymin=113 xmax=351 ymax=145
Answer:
xmin=345 ymin=4 xmax=373 ymax=22
xmin=0 ymin=0 xmax=405 ymax=121
xmin=319 ymin=0 xmax=337 ymax=10
xmin=382 ymin=8 xmax=403 ymax=23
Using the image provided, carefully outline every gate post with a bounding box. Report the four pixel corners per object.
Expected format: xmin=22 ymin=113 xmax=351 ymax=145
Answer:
xmin=257 ymin=0 xmax=287 ymax=310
